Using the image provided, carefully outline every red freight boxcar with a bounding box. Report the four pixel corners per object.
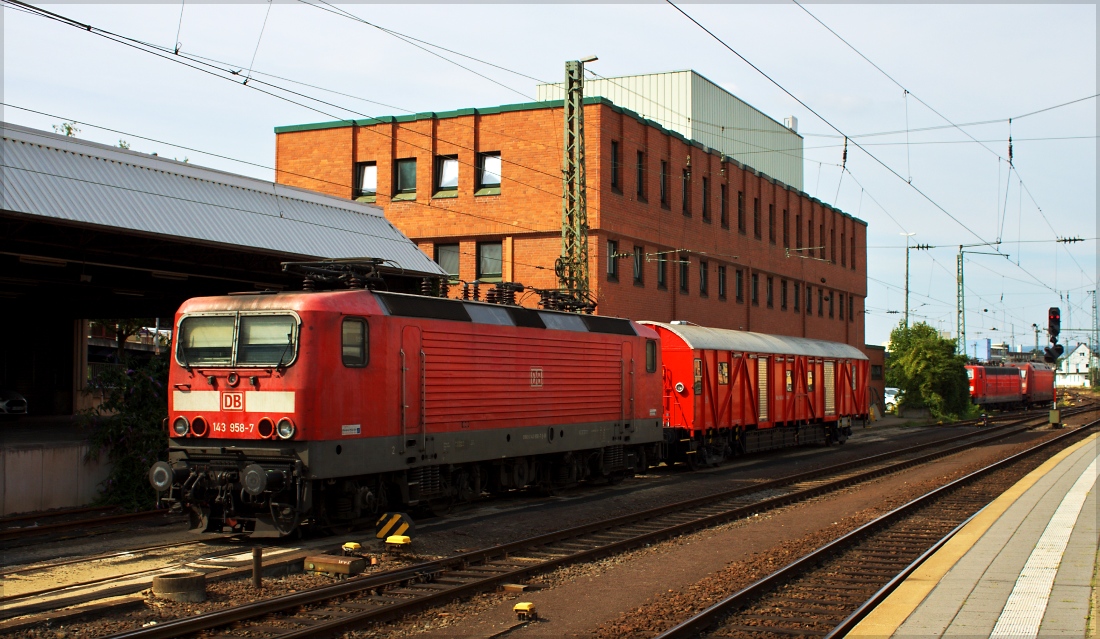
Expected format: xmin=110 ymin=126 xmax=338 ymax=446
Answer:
xmin=641 ymin=322 xmax=870 ymax=465
xmin=1012 ymin=362 xmax=1055 ymax=406
xmin=151 ymin=289 xmax=664 ymax=536
xmin=965 ymin=365 xmax=1023 ymax=407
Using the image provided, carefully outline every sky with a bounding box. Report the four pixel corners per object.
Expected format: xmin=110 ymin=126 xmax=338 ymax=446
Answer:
xmin=4 ymin=2 xmax=1096 ymax=349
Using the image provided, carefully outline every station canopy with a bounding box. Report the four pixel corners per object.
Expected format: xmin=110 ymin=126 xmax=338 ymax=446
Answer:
xmin=0 ymin=122 xmax=445 ymax=318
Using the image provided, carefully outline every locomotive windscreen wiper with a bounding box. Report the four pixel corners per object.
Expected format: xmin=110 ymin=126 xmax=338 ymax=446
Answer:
xmin=275 ymin=332 xmax=293 ymax=373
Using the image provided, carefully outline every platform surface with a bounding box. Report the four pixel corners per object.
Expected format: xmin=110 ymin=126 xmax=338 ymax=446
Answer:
xmin=850 ymin=430 xmax=1099 ymax=638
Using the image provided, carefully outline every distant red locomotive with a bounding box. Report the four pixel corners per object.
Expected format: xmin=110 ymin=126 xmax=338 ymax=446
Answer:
xmin=149 ymin=282 xmax=872 ymax=537
xmin=965 ymin=363 xmax=1054 ymax=409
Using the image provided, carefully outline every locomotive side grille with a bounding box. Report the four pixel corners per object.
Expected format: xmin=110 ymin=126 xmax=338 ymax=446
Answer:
xmin=604 ymin=445 xmax=625 ymax=471
xmin=757 ymin=357 xmax=769 ymax=422
xmin=410 ymin=466 xmax=443 ymax=496
xmin=824 ymin=361 xmax=836 ymax=416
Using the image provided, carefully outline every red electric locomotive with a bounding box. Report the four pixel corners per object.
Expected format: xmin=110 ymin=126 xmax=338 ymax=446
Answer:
xmin=1012 ymin=362 xmax=1055 ymax=406
xmin=965 ymin=365 xmax=1023 ymax=407
xmin=149 ymin=288 xmax=664 ymax=536
xmin=965 ymin=363 xmax=1055 ymax=409
xmin=644 ymin=322 xmax=870 ymax=465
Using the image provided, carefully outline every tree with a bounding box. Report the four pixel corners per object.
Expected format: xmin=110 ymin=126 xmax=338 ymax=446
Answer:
xmin=887 ymin=322 xmax=975 ymax=420
xmin=53 ymin=121 xmax=80 ymax=137
xmin=92 ymin=318 xmax=157 ymax=361
xmin=80 ymin=352 xmax=169 ymax=510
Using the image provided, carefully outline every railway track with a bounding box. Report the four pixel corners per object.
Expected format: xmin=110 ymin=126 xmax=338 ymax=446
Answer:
xmin=654 ymin=419 xmax=1099 ymax=639
xmin=0 ymin=507 xmax=174 ymax=544
xmin=98 ymin=405 xmax=1095 ymax=639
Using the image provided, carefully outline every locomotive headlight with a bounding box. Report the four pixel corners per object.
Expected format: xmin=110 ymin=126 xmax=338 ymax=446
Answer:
xmin=172 ymin=416 xmax=189 ymax=437
xmin=276 ymin=418 xmax=296 ymax=440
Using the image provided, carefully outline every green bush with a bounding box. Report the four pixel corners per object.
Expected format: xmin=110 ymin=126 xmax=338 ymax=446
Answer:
xmin=80 ymin=354 xmax=169 ymax=510
xmin=886 ymin=322 xmax=977 ymax=421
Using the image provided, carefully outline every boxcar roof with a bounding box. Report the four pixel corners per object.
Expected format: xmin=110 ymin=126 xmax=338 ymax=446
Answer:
xmin=640 ymin=322 xmax=868 ymax=360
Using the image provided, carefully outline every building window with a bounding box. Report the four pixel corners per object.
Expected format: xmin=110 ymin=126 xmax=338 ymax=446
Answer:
xmin=831 ymin=228 xmax=836 ymax=263
xmin=395 ymin=158 xmax=417 ymax=195
xmin=434 ymin=243 xmax=459 ymax=280
xmin=607 ymin=240 xmax=619 ymax=280
xmin=737 ymin=191 xmax=745 ymax=233
xmin=341 ymin=318 xmax=368 ymax=367
xmin=820 ymin=223 xmax=825 ymax=259
xmin=679 ymin=256 xmax=689 ymax=294
xmin=657 ymin=254 xmax=667 ymax=289
xmin=794 ymin=282 xmax=800 ymax=311
xmin=839 ymin=293 xmax=845 ymax=320
xmin=681 ymin=169 xmax=691 ymax=216
xmin=781 ymin=280 xmax=788 ymax=310
xmin=818 ymin=288 xmax=824 ymax=317
xmin=660 ymin=160 xmax=669 ymax=207
xmin=355 ymin=162 xmax=376 ymax=199
xmin=718 ymin=265 xmax=727 ymax=299
xmin=477 ymin=241 xmax=502 ymax=280
xmin=633 ymin=245 xmax=644 ymax=284
xmin=809 ymin=222 xmax=815 ymax=256
xmin=699 ymin=260 xmax=708 ymax=296
xmin=720 ymin=184 xmax=729 ymax=229
xmin=851 ymin=235 xmax=856 ymax=271
xmin=704 ymin=177 xmax=712 ymax=222
xmin=796 ymin=214 xmax=803 ymax=249
xmin=435 ymin=155 xmax=458 ymax=193
xmin=751 ymin=273 xmax=759 ymax=306
xmin=477 ymin=152 xmax=501 ymax=193
xmin=636 ymin=151 xmax=646 ymax=200
xmin=871 ymin=365 xmax=883 ymax=381
xmin=610 ymin=141 xmax=621 ymax=191
xmin=849 ymin=295 xmax=854 ymax=321
xmin=841 ymin=232 xmax=847 ymax=266
xmin=807 ymin=285 xmax=813 ymax=314
xmin=768 ymin=204 xmax=776 ymax=244
xmin=829 ymin=290 xmax=835 ymax=318
xmin=736 ymin=269 xmax=744 ymax=302
xmin=753 ymin=198 xmax=761 ymax=239
xmin=766 ymin=276 xmax=774 ymax=308
xmin=783 ymin=210 xmax=790 ymax=248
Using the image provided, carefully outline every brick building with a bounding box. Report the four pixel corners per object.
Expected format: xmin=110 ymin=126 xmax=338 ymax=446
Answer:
xmin=274 ymin=94 xmax=867 ymax=347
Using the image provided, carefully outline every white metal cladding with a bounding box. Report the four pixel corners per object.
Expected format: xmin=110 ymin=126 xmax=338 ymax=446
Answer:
xmin=641 ymin=322 xmax=868 ymax=361
xmin=0 ymin=123 xmax=446 ymax=276
xmin=536 ymin=70 xmax=803 ymax=190
xmin=824 ymin=361 xmax=836 ymax=415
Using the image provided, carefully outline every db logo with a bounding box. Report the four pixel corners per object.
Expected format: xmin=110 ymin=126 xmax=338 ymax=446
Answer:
xmin=221 ymin=392 xmax=244 ymax=411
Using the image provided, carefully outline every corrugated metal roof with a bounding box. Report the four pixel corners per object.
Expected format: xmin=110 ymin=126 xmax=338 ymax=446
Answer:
xmin=0 ymin=122 xmax=446 ymax=276
xmin=641 ymin=321 xmax=868 ymax=360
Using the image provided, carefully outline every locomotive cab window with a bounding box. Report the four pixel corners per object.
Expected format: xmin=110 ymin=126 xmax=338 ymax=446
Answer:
xmin=341 ymin=318 xmax=368 ymax=367
xmin=176 ymin=312 xmax=299 ymax=368
xmin=238 ymin=315 xmax=298 ymax=366
xmin=646 ymin=340 xmax=657 ymax=373
xmin=177 ymin=315 xmax=235 ymax=366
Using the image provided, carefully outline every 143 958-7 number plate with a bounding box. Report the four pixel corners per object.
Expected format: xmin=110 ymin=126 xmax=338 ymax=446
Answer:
xmin=212 ymin=421 xmax=254 ymax=434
